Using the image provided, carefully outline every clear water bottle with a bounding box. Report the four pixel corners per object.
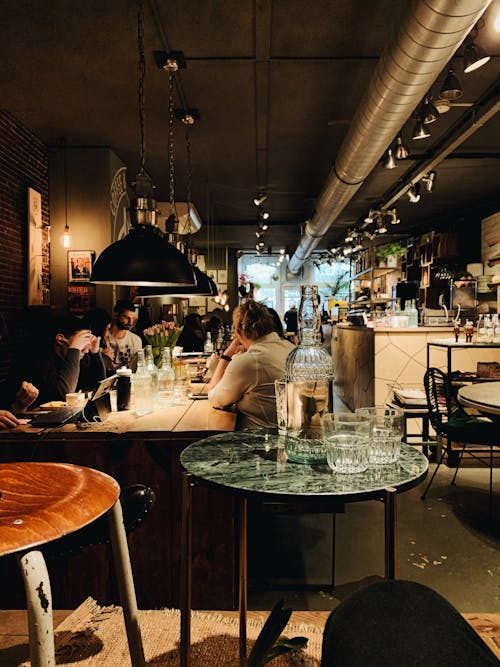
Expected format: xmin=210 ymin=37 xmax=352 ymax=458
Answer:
xmin=133 ymin=348 xmax=152 ymax=415
xmin=284 ymin=285 xmax=333 ymax=465
xmin=408 ymin=299 xmax=419 ymax=328
xmin=484 ymin=314 xmax=494 ymax=343
xmin=493 ymin=314 xmax=500 ymax=343
xmin=145 ymin=344 xmax=159 ymax=407
xmin=158 ymin=347 xmax=175 ymax=407
xmin=476 ymin=314 xmax=486 ymax=343
xmin=204 ymin=331 xmax=214 ymax=354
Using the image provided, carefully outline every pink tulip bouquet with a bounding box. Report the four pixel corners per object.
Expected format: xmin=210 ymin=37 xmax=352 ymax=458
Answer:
xmin=143 ymin=321 xmax=183 ymax=366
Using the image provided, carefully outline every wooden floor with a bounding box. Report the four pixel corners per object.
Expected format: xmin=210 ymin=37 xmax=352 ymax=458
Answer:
xmin=1 ymin=609 xmax=499 ymax=665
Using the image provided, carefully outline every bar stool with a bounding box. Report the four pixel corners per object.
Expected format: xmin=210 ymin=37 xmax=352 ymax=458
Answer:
xmin=0 ymin=462 xmax=145 ymax=667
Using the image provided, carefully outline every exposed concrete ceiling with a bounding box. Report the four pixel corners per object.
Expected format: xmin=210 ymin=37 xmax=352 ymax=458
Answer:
xmin=1 ymin=0 xmax=499 ymax=256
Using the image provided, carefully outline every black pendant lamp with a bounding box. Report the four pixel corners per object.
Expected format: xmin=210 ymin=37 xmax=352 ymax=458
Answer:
xmin=136 ymin=265 xmax=218 ymax=297
xmin=91 ymin=0 xmax=194 ymax=287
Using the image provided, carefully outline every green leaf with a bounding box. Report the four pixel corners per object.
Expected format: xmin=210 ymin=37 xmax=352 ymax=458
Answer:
xmin=247 ymin=600 xmax=292 ymax=667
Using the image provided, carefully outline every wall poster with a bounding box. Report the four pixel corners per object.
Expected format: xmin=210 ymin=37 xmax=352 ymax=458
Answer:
xmin=27 ymin=187 xmax=44 ymax=306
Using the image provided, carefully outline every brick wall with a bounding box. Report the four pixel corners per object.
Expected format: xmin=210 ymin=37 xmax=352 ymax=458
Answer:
xmin=0 ymin=108 xmax=49 ymax=388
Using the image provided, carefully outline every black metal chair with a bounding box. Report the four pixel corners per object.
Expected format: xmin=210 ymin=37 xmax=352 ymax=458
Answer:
xmin=422 ymin=368 xmax=499 ymax=517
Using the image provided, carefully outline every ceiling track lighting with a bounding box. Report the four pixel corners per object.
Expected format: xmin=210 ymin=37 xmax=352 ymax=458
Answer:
xmin=421 ymin=170 xmax=437 ymax=193
xmin=91 ymin=0 xmax=194 ymax=287
xmin=440 ymin=67 xmax=463 ymax=100
xmin=463 ymin=20 xmax=490 ymax=73
xmin=412 ymin=106 xmax=431 ymax=140
xmin=407 ymin=183 xmax=421 ymax=203
xmin=387 ymin=208 xmax=400 ymax=225
xmin=174 ymin=108 xmax=200 ymax=125
xmin=395 ymin=133 xmax=409 ymax=160
xmin=422 ymin=95 xmax=440 ymax=124
xmin=382 ymin=147 xmax=397 ymax=169
xmin=153 ymin=50 xmax=186 ymax=72
xmin=253 ymin=192 xmax=268 ymax=206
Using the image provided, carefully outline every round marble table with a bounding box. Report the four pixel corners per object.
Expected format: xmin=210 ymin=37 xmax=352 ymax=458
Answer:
xmin=458 ymin=381 xmax=500 ymax=419
xmin=179 ymin=430 xmax=428 ymax=666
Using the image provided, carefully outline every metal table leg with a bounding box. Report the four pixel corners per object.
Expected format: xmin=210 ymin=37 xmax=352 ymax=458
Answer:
xmin=180 ymin=471 xmax=193 ymax=667
xmin=238 ymin=496 xmax=248 ymax=665
xmin=384 ymin=487 xmax=397 ymax=580
xmin=108 ymin=499 xmax=146 ymax=667
xmin=17 ymin=549 xmax=55 ymax=667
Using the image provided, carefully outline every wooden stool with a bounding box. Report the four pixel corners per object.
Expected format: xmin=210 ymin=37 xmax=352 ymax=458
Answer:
xmin=0 ymin=462 xmax=145 ymax=667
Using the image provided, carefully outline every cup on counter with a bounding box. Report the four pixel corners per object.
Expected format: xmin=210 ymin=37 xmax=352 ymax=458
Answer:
xmin=326 ymin=434 xmax=370 ymax=474
xmin=322 ymin=412 xmax=372 ymax=437
xmin=66 ymin=392 xmax=86 ymax=407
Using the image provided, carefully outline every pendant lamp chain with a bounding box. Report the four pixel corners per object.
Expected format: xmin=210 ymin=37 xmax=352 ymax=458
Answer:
xmin=168 ymin=71 xmax=177 ymax=220
xmin=138 ymin=0 xmax=146 ymax=175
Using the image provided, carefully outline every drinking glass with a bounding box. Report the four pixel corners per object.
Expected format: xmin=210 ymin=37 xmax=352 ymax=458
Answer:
xmin=355 ymin=406 xmax=403 ymax=464
xmin=322 ymin=412 xmax=372 ymax=437
xmin=274 ymin=379 xmax=288 ymax=435
xmin=326 ymin=434 xmax=370 ymax=474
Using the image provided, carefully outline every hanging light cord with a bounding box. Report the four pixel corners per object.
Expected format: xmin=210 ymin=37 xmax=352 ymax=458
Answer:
xmin=137 ymin=0 xmax=146 ymax=175
xmin=64 ymin=139 xmax=68 ymax=227
xmin=168 ymin=70 xmax=177 ymax=219
xmin=186 ymin=128 xmax=192 ymax=207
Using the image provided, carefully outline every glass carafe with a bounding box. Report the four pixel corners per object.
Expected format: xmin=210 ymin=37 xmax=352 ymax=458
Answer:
xmin=284 ymin=285 xmax=333 ymax=464
xmin=133 ymin=348 xmax=152 ymax=416
xmin=158 ymin=347 xmax=175 ymax=407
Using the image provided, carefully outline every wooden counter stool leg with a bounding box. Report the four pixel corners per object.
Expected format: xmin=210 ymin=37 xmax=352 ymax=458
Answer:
xmin=17 ymin=549 xmax=55 ymax=667
xmin=107 ymin=499 xmax=146 ymax=667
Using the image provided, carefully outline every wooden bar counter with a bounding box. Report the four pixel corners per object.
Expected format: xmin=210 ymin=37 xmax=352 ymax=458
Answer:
xmin=0 ymin=398 xmax=237 ymax=611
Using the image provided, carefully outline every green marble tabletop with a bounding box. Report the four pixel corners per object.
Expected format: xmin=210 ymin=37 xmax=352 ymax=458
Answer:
xmin=180 ymin=430 xmax=428 ymax=500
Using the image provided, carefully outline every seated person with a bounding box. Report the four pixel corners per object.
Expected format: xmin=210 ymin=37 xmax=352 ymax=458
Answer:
xmin=0 ymin=380 xmax=39 ymax=429
xmin=177 ymin=313 xmax=206 ymax=353
xmin=207 ymin=300 xmax=291 ymax=429
xmin=13 ymin=314 xmax=105 ymax=406
xmin=267 ymin=307 xmax=294 ymax=344
xmin=82 ymin=307 xmax=114 ymax=375
xmin=106 ymin=300 xmax=143 ymax=370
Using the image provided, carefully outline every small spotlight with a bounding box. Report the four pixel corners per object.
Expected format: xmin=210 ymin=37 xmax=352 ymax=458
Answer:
xmin=345 ymin=229 xmax=354 ymax=243
xmin=261 ymin=211 xmax=270 ymax=220
xmin=422 ymin=96 xmax=440 ymax=124
xmin=259 ymin=222 xmax=269 ymax=231
xmin=407 ymin=183 xmax=421 ymax=203
xmin=256 ymin=230 xmax=264 ymax=239
xmin=463 ymin=40 xmax=490 ymax=73
xmin=387 ymin=208 xmax=400 ymax=225
xmin=422 ymin=171 xmax=437 ymax=193
xmin=412 ymin=117 xmax=431 ymax=140
xmin=253 ymin=192 xmax=267 ymax=206
xmin=383 ymin=148 xmax=397 ymax=169
xmin=395 ymin=133 xmax=409 ymax=160
xmin=440 ymin=68 xmax=463 ymax=100
xmin=364 ymin=211 xmax=374 ymax=224
xmin=280 ymin=248 xmax=285 ymax=254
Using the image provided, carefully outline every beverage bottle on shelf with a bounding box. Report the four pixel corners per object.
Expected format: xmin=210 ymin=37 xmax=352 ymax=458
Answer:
xmin=476 ymin=314 xmax=486 ymax=343
xmin=133 ymin=348 xmax=152 ymax=415
xmin=408 ymin=300 xmax=419 ymax=328
xmin=204 ymin=331 xmax=214 ymax=354
xmin=484 ymin=314 xmax=494 ymax=343
xmin=145 ymin=344 xmax=159 ymax=407
xmin=493 ymin=314 xmax=500 ymax=343
xmin=158 ymin=347 xmax=175 ymax=407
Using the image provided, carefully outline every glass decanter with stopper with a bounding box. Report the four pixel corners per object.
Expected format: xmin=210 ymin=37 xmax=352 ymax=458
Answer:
xmin=284 ymin=285 xmax=333 ymax=464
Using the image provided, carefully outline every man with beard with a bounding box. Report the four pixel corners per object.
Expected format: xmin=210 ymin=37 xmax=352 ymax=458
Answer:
xmin=105 ymin=299 xmax=142 ymax=370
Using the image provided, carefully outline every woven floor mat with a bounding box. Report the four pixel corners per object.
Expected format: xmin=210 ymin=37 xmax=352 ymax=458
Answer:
xmin=21 ymin=597 xmax=323 ymax=666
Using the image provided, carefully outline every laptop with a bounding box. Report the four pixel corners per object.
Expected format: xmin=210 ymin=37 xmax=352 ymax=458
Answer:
xmin=30 ymin=375 xmax=117 ymax=427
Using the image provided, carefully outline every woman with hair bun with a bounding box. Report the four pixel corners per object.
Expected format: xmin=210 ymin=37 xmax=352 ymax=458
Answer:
xmin=207 ymin=300 xmax=291 ymax=429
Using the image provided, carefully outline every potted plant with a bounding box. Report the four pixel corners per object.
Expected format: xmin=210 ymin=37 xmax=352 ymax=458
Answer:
xmin=375 ymin=241 xmax=406 ymax=268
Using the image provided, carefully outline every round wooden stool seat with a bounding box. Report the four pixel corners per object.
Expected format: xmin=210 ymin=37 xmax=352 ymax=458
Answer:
xmin=0 ymin=462 xmax=120 ymax=557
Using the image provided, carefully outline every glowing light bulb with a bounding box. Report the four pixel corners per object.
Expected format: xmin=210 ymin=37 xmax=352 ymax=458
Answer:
xmin=495 ymin=11 xmax=500 ymax=32
xmin=62 ymin=224 xmax=71 ymax=248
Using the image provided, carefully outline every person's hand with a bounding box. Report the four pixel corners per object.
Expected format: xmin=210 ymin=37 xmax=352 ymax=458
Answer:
xmin=14 ymin=381 xmax=39 ymax=411
xmin=68 ymin=330 xmax=93 ymax=352
xmin=0 ymin=410 xmax=20 ymax=429
xmin=102 ymin=346 xmax=115 ymax=362
xmin=224 ymin=336 xmax=245 ymax=358
xmin=89 ymin=334 xmax=101 ymax=354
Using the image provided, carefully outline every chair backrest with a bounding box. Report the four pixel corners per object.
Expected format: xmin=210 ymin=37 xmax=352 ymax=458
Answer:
xmin=423 ymin=368 xmax=468 ymax=435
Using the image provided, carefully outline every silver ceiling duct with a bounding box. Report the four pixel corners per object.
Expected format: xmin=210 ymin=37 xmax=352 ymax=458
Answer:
xmin=288 ymin=0 xmax=492 ymax=274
